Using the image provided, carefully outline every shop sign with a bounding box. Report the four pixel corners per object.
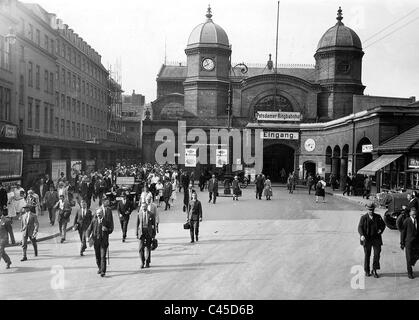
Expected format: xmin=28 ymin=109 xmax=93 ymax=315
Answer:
xmin=0 ymin=124 xmax=18 ymax=138
xmin=362 ymin=144 xmax=373 ymax=153
xmin=260 ymin=131 xmax=299 ymax=140
xmin=256 ymin=111 xmax=301 ymax=122
xmin=0 ymin=149 xmax=23 ymax=180
xmin=408 ymin=156 xmax=419 ymax=169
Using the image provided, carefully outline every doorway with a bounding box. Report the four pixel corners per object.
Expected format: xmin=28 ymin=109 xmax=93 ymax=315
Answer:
xmin=263 ymin=144 xmax=294 ymax=182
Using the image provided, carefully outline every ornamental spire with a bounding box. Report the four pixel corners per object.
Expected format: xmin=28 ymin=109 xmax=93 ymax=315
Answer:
xmin=206 ymin=4 xmax=213 ymax=20
xmin=336 ymin=6 xmax=343 ymax=24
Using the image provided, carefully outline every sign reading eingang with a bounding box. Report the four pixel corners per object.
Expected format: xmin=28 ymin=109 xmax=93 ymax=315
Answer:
xmin=260 ymin=131 xmax=299 ymax=140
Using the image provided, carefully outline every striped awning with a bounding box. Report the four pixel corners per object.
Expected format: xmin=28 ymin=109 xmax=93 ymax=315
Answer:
xmin=357 ymin=154 xmax=403 ymax=175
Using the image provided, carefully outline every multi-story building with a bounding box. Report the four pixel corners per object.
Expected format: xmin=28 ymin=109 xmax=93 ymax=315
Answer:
xmin=121 ymin=90 xmax=145 ymax=150
xmin=0 ymin=0 xmax=138 ymax=187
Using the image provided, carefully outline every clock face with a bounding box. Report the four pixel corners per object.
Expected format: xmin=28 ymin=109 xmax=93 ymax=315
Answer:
xmin=202 ymin=58 xmax=215 ymax=71
xmin=304 ymin=139 xmax=316 ymax=152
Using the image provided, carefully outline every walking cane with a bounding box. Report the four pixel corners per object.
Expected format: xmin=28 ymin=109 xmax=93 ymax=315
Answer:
xmin=107 ymin=246 xmax=110 ymax=265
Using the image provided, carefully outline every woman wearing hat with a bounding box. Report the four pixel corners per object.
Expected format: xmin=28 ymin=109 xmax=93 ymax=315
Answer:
xmin=232 ymin=176 xmax=241 ymax=201
xmin=263 ymin=176 xmax=273 ymax=200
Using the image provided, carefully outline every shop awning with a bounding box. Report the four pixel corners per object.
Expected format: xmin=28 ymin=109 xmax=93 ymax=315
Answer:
xmin=357 ymin=154 xmax=403 ymax=175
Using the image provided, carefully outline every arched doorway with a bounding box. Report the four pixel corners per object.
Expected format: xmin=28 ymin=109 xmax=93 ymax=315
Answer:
xmin=325 ymin=146 xmax=332 ymax=180
xmin=356 ymin=137 xmax=373 ymax=172
xmin=332 ymin=145 xmax=341 ymax=179
xmin=263 ymin=144 xmax=294 ymax=182
xmin=303 ymin=161 xmax=316 ymax=180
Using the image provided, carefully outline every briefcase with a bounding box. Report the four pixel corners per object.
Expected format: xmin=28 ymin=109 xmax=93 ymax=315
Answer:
xmin=151 ymin=238 xmax=158 ymax=251
xmin=183 ymin=222 xmax=190 ymax=230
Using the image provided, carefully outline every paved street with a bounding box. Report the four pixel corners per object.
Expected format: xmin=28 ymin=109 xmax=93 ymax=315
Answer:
xmin=1 ymin=187 xmax=418 ymax=300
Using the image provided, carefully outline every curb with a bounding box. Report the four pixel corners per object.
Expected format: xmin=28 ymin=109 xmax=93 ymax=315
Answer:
xmin=5 ymin=226 xmax=74 ymax=248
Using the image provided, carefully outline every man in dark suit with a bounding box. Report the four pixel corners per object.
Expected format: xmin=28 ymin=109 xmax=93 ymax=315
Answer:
xmin=358 ymin=202 xmax=386 ymax=278
xmin=187 ymin=192 xmax=203 ymax=243
xmin=0 ymin=211 xmax=15 ymax=268
xmin=400 ymin=207 xmax=419 ymax=279
xmin=87 ymin=199 xmax=114 ymax=277
xmin=44 ymin=174 xmax=54 ymax=191
xmin=73 ymin=199 xmax=93 ymax=256
xmin=20 ymin=205 xmax=39 ymax=261
xmin=405 ymin=192 xmax=419 ymax=213
xmin=117 ymin=193 xmax=133 ymax=242
xmin=162 ymin=178 xmax=173 ymax=211
xmin=207 ymin=174 xmax=218 ymax=204
xmin=136 ymin=201 xmax=156 ymax=269
xmin=183 ymin=183 xmax=194 ymax=213
xmin=255 ymin=174 xmax=265 ymax=200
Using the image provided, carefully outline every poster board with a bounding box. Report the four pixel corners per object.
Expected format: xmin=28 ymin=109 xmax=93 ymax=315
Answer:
xmin=185 ymin=149 xmax=197 ymax=167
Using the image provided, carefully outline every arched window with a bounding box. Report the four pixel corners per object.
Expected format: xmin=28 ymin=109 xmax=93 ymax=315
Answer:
xmin=254 ymin=95 xmax=293 ymax=113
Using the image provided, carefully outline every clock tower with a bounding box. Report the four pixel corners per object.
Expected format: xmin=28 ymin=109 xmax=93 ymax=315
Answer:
xmin=184 ymin=6 xmax=231 ymax=121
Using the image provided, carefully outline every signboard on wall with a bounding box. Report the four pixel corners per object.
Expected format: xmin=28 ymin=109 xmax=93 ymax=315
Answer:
xmin=52 ymin=160 xmax=67 ymax=183
xmin=216 ymin=149 xmax=228 ymax=168
xmin=408 ymin=156 xmax=419 ymax=169
xmin=362 ymin=144 xmax=373 ymax=153
xmin=256 ymin=111 xmax=301 ymax=122
xmin=260 ymin=131 xmax=299 ymax=140
xmin=185 ymin=149 xmax=197 ymax=167
xmin=0 ymin=149 xmax=23 ymax=180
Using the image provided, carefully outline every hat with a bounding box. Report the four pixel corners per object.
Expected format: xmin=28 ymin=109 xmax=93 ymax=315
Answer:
xmin=366 ymin=202 xmax=375 ymax=210
xmin=22 ymin=204 xmax=32 ymax=209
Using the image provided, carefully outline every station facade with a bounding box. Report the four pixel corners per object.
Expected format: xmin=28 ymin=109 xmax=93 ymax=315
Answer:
xmin=143 ymin=6 xmax=418 ymax=188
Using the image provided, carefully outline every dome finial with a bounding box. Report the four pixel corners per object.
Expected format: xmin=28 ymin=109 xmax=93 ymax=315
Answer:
xmin=206 ymin=4 xmax=213 ymax=20
xmin=336 ymin=6 xmax=343 ymax=23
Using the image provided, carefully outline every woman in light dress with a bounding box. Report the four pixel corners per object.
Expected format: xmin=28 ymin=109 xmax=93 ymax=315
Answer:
xmin=263 ymin=176 xmax=273 ymax=200
xmin=171 ymin=178 xmax=178 ymax=204
xmin=6 ymin=186 xmax=17 ymax=219
xmin=155 ymin=179 xmax=164 ymax=207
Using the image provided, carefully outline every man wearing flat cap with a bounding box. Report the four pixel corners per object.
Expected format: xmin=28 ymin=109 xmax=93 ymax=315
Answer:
xmin=358 ymin=202 xmax=386 ymax=278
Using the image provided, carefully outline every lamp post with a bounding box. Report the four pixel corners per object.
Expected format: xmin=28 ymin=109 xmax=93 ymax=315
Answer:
xmin=224 ymin=61 xmax=248 ymax=193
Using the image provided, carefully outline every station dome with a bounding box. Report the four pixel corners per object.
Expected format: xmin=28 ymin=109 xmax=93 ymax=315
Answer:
xmin=187 ymin=6 xmax=230 ymax=48
xmin=317 ymin=7 xmax=362 ymax=51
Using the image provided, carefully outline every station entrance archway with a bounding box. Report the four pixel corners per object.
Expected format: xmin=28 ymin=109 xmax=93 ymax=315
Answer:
xmin=262 ymin=144 xmax=294 ymax=182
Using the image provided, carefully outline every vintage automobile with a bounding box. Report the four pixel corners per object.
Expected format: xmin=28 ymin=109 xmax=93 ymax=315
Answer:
xmin=383 ymin=192 xmax=410 ymax=230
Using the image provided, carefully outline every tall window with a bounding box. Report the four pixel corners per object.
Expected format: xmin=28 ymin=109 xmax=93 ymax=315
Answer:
xmin=67 ymin=71 xmax=71 ymax=87
xmin=82 ymin=103 xmax=85 ymax=117
xmin=27 ymin=98 xmax=33 ymax=129
xmin=66 ymin=97 xmax=71 ymax=112
xmin=61 ymin=119 xmax=65 ymax=136
xmin=50 ymin=39 xmax=54 ymax=54
xmin=61 ymin=94 xmax=65 ymax=111
xmin=55 ymin=92 xmax=59 ymax=109
xmin=77 ymin=101 xmax=81 ymax=115
xmin=0 ymin=87 xmax=10 ymax=121
xmin=61 ymin=67 xmax=65 ymax=85
xmin=55 ymin=117 xmax=59 ymax=135
xmin=44 ymin=35 xmax=49 ymax=51
xmin=35 ymin=65 xmax=40 ymax=89
xmin=28 ymin=24 xmax=33 ymax=41
xmin=81 ymin=124 xmax=85 ymax=139
xmin=77 ymin=123 xmax=80 ymax=138
xmin=49 ymin=72 xmax=54 ymax=93
xmin=28 ymin=62 xmax=33 ymax=87
xmin=44 ymin=70 xmax=48 ymax=92
xmin=36 ymin=29 xmax=40 ymax=46
xmin=44 ymin=104 xmax=48 ymax=133
xmin=19 ymin=75 xmax=25 ymax=104
xmin=35 ymin=101 xmax=40 ymax=130
xmin=72 ymin=99 xmax=76 ymax=113
xmin=66 ymin=120 xmax=70 ymax=136
xmin=50 ymin=108 xmax=54 ymax=134
xmin=72 ymin=121 xmax=75 ymax=137
xmin=72 ymin=74 xmax=76 ymax=90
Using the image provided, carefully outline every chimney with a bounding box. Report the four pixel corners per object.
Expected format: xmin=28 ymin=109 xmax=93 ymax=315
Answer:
xmin=133 ymin=90 xmax=135 ymax=95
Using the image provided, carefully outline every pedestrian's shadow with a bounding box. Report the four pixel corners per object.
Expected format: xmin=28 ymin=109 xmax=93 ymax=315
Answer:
xmin=376 ymin=272 xmax=412 ymax=278
xmin=107 ymin=261 xmax=244 ymax=278
xmin=4 ymin=265 xmax=95 ymax=274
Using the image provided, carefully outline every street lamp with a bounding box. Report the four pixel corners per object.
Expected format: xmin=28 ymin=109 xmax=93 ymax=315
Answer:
xmin=223 ymin=61 xmax=248 ymax=194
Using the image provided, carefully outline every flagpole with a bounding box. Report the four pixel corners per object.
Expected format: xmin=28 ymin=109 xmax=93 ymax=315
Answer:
xmin=274 ymin=1 xmax=280 ymax=110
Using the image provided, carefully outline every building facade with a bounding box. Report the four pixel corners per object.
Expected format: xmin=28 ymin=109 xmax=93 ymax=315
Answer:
xmin=0 ymin=0 xmax=138 ymax=188
xmin=143 ymin=6 xmax=418 ymax=191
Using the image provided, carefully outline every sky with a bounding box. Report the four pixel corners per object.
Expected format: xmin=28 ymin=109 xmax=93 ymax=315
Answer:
xmin=30 ymin=0 xmax=419 ymax=103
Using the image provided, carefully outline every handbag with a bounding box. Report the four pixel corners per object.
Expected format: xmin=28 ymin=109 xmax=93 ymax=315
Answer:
xmin=183 ymin=221 xmax=190 ymax=230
